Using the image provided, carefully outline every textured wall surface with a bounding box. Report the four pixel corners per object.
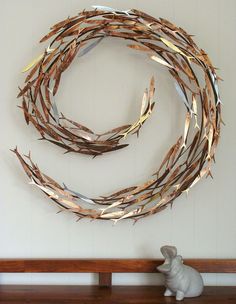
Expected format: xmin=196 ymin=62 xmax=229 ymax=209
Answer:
xmin=0 ymin=0 xmax=235 ymax=285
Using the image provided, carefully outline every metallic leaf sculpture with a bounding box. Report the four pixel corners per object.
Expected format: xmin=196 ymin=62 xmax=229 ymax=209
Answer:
xmin=13 ymin=7 xmax=223 ymax=223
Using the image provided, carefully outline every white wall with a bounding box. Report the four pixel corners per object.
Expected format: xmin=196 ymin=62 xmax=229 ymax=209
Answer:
xmin=0 ymin=0 xmax=235 ymax=286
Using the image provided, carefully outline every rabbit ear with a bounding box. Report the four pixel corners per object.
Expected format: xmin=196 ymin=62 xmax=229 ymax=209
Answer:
xmin=161 ymin=245 xmax=177 ymax=259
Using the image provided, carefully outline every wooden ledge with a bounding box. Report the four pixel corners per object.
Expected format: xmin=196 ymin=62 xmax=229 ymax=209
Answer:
xmin=0 ymin=285 xmax=235 ymax=304
xmin=0 ymin=259 xmax=236 ymax=273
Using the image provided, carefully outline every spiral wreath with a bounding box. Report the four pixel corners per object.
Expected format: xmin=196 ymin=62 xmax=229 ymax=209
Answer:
xmin=13 ymin=6 xmax=223 ymax=223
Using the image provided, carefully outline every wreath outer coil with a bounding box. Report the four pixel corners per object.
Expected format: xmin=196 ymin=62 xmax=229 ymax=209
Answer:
xmin=13 ymin=6 xmax=223 ymax=223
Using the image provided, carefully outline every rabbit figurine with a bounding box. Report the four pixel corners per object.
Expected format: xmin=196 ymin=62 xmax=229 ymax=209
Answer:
xmin=157 ymin=245 xmax=204 ymax=301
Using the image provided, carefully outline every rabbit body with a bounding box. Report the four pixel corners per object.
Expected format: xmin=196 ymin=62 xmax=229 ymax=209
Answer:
xmin=165 ymin=264 xmax=204 ymax=298
xmin=157 ymin=246 xmax=204 ymax=301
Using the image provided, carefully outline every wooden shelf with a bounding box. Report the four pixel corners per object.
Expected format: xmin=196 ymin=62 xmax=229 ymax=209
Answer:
xmin=0 ymin=259 xmax=235 ymax=303
xmin=0 ymin=285 xmax=235 ymax=304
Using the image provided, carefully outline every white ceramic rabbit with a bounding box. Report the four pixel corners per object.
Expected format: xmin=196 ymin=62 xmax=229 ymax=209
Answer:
xmin=157 ymin=245 xmax=204 ymax=301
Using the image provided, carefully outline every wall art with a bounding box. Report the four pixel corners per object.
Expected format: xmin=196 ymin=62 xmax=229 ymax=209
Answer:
xmin=13 ymin=6 xmax=223 ymax=223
